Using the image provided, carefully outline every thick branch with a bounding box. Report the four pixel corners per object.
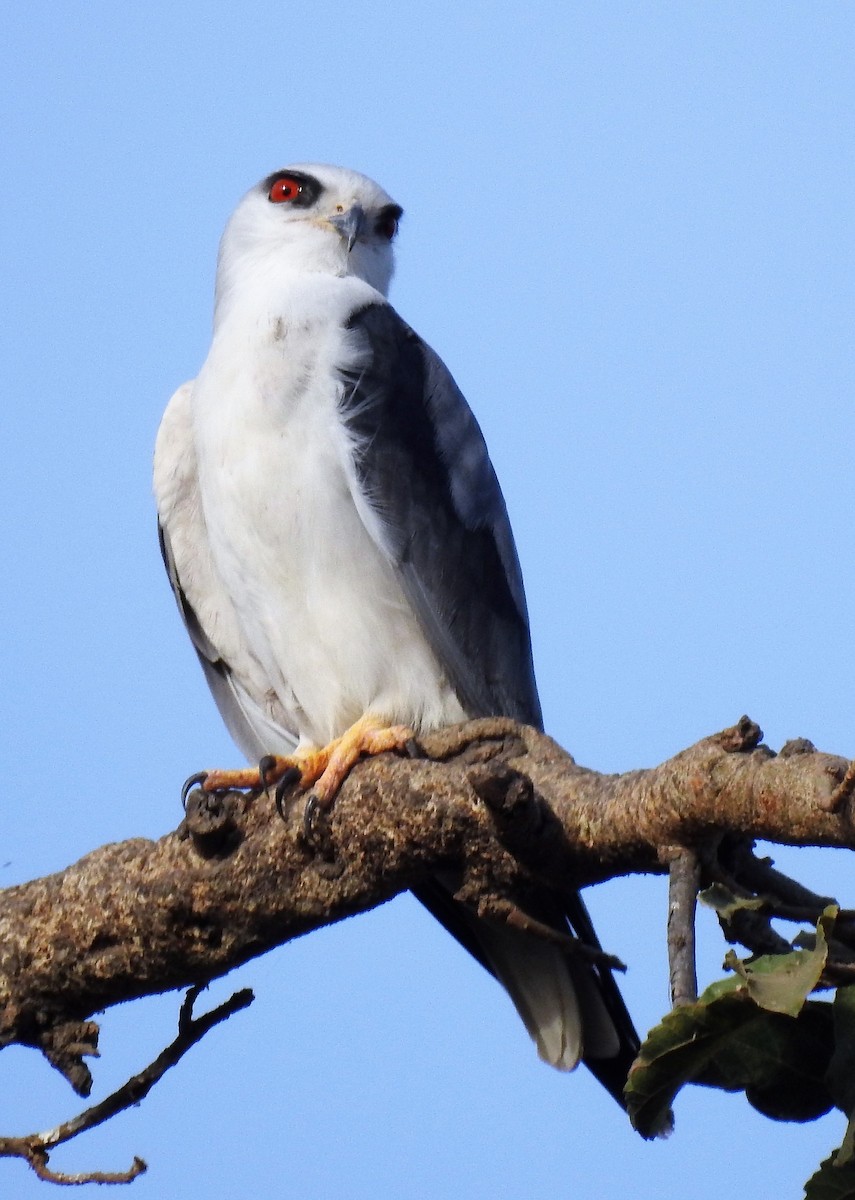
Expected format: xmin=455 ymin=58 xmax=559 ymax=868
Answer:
xmin=0 ymin=716 xmax=852 ymax=1083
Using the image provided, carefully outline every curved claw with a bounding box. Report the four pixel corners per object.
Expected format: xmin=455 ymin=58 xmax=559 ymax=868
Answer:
xmin=257 ymin=755 xmax=277 ymax=793
xmin=273 ymin=767 xmax=303 ymax=822
xmin=181 ymin=771 xmax=209 ymax=809
xmin=302 ymin=793 xmax=320 ymax=843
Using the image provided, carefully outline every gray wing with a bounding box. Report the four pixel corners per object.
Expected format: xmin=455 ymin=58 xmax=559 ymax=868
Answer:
xmin=341 ymin=307 xmax=640 ymax=1102
xmin=342 ymin=302 xmax=543 ymax=729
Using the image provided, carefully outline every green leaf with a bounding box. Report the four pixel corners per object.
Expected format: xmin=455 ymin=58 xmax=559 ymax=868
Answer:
xmin=825 ymin=987 xmax=855 ymax=1164
xmin=724 ymin=906 xmax=837 ymax=1017
xmin=627 ymin=908 xmax=840 ymax=1137
xmin=698 ymin=974 xmax=744 ymax=1002
xmin=839 ymin=1117 xmax=855 ymax=1170
xmin=804 ymin=1152 xmax=855 ymax=1199
xmin=626 ymin=992 xmax=834 ymax=1138
xmin=827 ymin=987 xmax=855 ymax=1117
xmin=699 ymin=883 xmax=765 ymax=921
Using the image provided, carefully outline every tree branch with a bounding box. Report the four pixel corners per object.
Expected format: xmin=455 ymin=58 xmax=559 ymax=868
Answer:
xmin=0 ymin=985 xmax=253 ymax=1184
xmin=1 ymin=715 xmax=852 ymax=1095
xmin=667 ymin=849 xmax=700 ymax=1007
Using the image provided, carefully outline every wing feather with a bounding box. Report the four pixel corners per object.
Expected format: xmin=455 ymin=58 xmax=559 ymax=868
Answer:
xmin=153 ymin=383 xmax=297 ymax=761
xmin=339 ymin=305 xmax=639 ymax=1095
xmin=341 ymin=303 xmax=542 ymax=728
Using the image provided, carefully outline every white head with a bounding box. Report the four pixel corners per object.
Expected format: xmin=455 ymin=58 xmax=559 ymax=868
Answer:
xmin=214 ymin=163 xmax=403 ymax=320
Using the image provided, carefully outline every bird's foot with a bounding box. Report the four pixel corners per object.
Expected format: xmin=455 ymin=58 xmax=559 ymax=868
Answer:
xmin=180 ymin=757 xmax=303 ymax=809
xmin=301 ymin=715 xmax=416 ymax=810
xmin=182 ymin=715 xmax=416 ymax=814
xmin=299 ymin=716 xmax=416 ymax=858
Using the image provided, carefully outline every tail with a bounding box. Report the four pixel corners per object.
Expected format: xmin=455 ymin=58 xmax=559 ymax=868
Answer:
xmin=412 ymin=881 xmax=639 ymax=1106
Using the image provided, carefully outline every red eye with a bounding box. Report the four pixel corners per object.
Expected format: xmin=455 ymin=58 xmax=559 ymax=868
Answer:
xmin=268 ymin=176 xmax=302 ymax=204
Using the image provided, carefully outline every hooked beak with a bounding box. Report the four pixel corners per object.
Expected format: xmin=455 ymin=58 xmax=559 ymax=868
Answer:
xmin=328 ymin=204 xmax=368 ymax=252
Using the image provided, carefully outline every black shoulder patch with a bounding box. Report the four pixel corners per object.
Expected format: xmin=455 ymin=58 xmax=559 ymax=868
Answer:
xmin=339 ymin=303 xmax=543 ymax=729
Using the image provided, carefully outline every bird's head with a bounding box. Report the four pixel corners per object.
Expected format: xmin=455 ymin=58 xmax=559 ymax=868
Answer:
xmin=215 ymin=164 xmax=403 ymax=316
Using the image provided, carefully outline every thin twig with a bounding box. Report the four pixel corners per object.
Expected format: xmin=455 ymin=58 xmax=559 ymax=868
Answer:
xmin=668 ymin=848 xmax=700 ymax=1007
xmin=718 ymin=908 xmax=793 ymax=956
xmin=0 ymin=985 xmax=253 ymax=1186
xmin=823 ymin=961 xmax=855 ymax=985
xmin=721 ymin=841 xmax=836 ymax=911
xmin=22 ymin=1149 xmax=146 ymax=1187
xmin=475 ymin=896 xmax=626 ymax=971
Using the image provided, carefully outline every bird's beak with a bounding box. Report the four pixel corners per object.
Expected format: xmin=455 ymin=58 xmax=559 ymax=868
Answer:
xmin=328 ymin=204 xmax=368 ymax=252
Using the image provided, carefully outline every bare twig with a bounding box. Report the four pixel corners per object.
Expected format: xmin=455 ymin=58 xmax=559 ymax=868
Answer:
xmin=702 ymin=841 xmax=827 ymax=957
xmin=0 ymin=986 xmax=253 ymax=1186
xmin=11 ymin=1150 xmax=147 ymax=1188
xmin=667 ymin=848 xmax=701 ymax=1007
xmin=717 ymin=908 xmax=793 ymax=957
xmin=720 ymin=839 xmax=837 ymax=912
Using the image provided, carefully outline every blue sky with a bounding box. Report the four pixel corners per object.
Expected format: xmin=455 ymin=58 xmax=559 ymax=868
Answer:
xmin=2 ymin=4 xmax=853 ymax=1196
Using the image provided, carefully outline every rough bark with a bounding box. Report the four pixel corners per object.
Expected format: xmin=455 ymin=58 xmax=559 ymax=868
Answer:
xmin=1 ymin=716 xmax=852 ymax=1095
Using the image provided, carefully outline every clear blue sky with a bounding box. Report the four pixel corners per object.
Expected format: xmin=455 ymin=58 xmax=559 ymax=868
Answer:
xmin=2 ymin=4 xmax=853 ymax=1196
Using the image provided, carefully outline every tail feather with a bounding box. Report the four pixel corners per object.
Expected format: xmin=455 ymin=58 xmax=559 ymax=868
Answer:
xmin=472 ymin=920 xmax=583 ymax=1070
xmin=412 ymin=879 xmax=639 ymax=1103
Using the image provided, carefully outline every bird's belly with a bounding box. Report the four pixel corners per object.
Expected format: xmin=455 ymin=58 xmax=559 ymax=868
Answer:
xmin=194 ymin=352 xmax=466 ymax=747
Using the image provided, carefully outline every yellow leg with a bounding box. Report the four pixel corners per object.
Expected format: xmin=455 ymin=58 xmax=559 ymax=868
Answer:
xmin=309 ymin=715 xmax=414 ymax=806
xmin=199 ymin=715 xmax=414 ymax=804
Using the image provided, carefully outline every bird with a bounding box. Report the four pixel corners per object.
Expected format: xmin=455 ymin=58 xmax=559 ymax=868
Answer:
xmin=153 ymin=162 xmax=639 ymax=1102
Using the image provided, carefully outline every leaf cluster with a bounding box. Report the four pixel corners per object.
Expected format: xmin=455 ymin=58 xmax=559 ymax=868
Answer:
xmin=627 ymin=907 xmax=855 ymax=1195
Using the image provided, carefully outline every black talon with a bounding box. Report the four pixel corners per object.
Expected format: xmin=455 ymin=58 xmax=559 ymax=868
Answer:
xmin=404 ymin=737 xmax=423 ymax=759
xmin=302 ymin=793 xmax=320 ymax=842
xmin=181 ymin=772 xmax=209 ymax=809
xmin=274 ymin=767 xmax=303 ymax=821
xmin=258 ymin=755 xmax=277 ymax=792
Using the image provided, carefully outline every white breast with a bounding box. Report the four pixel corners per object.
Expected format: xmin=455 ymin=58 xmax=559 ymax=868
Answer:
xmin=191 ymin=276 xmax=467 ymax=749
